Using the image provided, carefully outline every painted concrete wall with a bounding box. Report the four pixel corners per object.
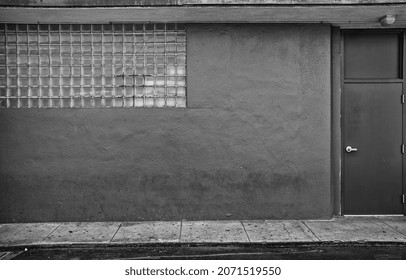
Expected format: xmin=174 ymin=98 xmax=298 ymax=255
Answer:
xmin=0 ymin=24 xmax=331 ymax=222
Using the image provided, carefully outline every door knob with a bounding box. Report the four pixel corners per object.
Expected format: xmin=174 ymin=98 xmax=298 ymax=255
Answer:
xmin=346 ymin=146 xmax=358 ymax=153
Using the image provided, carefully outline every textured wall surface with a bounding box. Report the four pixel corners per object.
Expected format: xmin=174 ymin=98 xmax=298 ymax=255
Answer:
xmin=0 ymin=24 xmax=331 ymax=222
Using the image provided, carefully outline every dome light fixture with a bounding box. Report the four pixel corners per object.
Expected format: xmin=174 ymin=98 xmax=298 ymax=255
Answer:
xmin=379 ymin=15 xmax=396 ymax=26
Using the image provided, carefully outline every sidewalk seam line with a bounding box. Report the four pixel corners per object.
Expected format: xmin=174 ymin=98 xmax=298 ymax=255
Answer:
xmin=301 ymin=221 xmax=321 ymax=242
xmin=380 ymin=220 xmax=406 ymax=238
xmin=109 ymin=223 xmax=122 ymax=243
xmin=40 ymin=223 xmax=62 ymax=244
xmin=240 ymin=220 xmax=251 ymax=243
xmin=179 ymin=220 xmax=183 ymax=243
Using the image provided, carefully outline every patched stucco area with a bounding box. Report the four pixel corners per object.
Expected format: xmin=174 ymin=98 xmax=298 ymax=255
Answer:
xmin=0 ymin=24 xmax=331 ymax=222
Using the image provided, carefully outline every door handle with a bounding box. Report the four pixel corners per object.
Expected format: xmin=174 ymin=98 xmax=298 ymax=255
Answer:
xmin=346 ymin=146 xmax=358 ymax=153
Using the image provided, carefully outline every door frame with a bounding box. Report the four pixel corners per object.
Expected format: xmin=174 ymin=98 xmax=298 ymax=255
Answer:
xmin=340 ymin=28 xmax=406 ymax=216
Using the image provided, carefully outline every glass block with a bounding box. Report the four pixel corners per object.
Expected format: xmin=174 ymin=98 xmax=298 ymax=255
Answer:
xmin=166 ymin=97 xmax=176 ymax=107
xmin=51 ymin=98 xmax=61 ymax=108
xmin=72 ymin=77 xmax=81 ymax=85
xmin=83 ymin=77 xmax=92 ymax=86
xmin=83 ymin=97 xmax=92 ymax=108
xmin=50 ymin=86 xmax=60 ymax=97
xmin=103 ymin=24 xmax=112 ymax=33
xmin=40 ymin=98 xmax=51 ymax=108
xmin=18 ymin=56 xmax=29 ymax=66
xmin=0 ymin=88 xmax=5 ymax=97
xmin=8 ymin=87 xmax=18 ymax=97
xmin=177 ymin=66 xmax=186 ymax=75
xmin=61 ymin=77 xmax=71 ymax=86
xmin=155 ymin=97 xmax=165 ymax=107
xmin=82 ymin=34 xmax=91 ymax=44
xmin=135 ymin=87 xmax=144 ymax=96
xmin=0 ymin=55 xmax=5 ymax=64
xmin=103 ymin=44 xmax=113 ymax=53
xmin=145 ymin=24 xmax=154 ymax=33
xmin=135 ymin=66 xmax=144 ymax=75
xmin=145 ymin=97 xmax=154 ymax=107
xmin=0 ymin=46 xmax=5 ymax=55
xmin=61 ymin=87 xmax=71 ymax=97
xmin=6 ymin=45 xmax=17 ymax=55
xmin=135 ymin=24 xmax=144 ymax=33
xmin=104 ymin=97 xmax=113 ymax=107
xmin=177 ymin=76 xmax=186 ymax=87
xmin=124 ymin=34 xmax=133 ymax=43
xmin=115 ymin=87 xmax=124 ymax=97
xmin=39 ymin=55 xmax=49 ymax=66
xmin=135 ymin=45 xmax=145 ymax=53
xmin=60 ymin=66 xmax=70 ymax=76
xmin=40 ymin=87 xmax=50 ymax=97
xmin=176 ymin=97 xmax=186 ymax=107
xmin=19 ymin=98 xmax=29 ymax=108
xmin=51 ymin=67 xmax=60 ymax=76
xmin=8 ymin=67 xmax=17 ymax=76
xmin=72 ymin=98 xmax=82 ymax=108
xmin=113 ymin=97 xmax=123 ymax=108
xmin=7 ymin=55 xmax=17 ymax=65
xmin=166 ymin=23 xmax=176 ymax=31
xmin=146 ymin=45 xmax=154 ymax=53
xmin=124 ymin=44 xmax=133 ymax=54
xmin=145 ymin=87 xmax=153 ymax=96
xmin=60 ymin=45 xmax=70 ymax=55
xmin=113 ymin=24 xmax=123 ymax=32
xmin=135 ymin=77 xmax=144 ymax=87
xmin=155 ymin=44 xmax=165 ymax=53
xmin=7 ymin=34 xmax=17 ymax=43
xmin=167 ymin=55 xmax=176 ymax=65
xmin=166 ymin=34 xmax=176 ymax=43
xmin=82 ymin=55 xmax=92 ymax=65
xmin=61 ymin=55 xmax=71 ymax=65
xmin=38 ymin=34 xmax=49 ymax=44
xmin=167 ymin=66 xmax=176 ymax=76
xmin=114 ymin=76 xmax=123 ymax=86
xmin=104 ymin=87 xmax=113 ymax=97
xmin=113 ymin=43 xmax=123 ymax=54
xmin=113 ymin=34 xmax=123 ymax=43
xmin=9 ymin=98 xmax=18 ymax=108
xmin=51 ymin=77 xmax=60 ymax=86
xmin=114 ymin=65 xmax=123 ymax=75
xmin=72 ymin=87 xmax=81 ymax=97
xmin=17 ymin=45 xmax=28 ymax=55
xmin=72 ymin=57 xmax=81 ymax=65
xmin=92 ymin=33 xmax=102 ymax=43
xmin=94 ymin=97 xmax=102 ymax=107
xmin=167 ymin=77 xmax=175 ymax=87
xmin=94 ymin=76 xmax=102 ymax=86
xmin=104 ymin=76 xmax=113 ymax=86
xmin=124 ymin=87 xmax=133 ymax=97
xmin=50 ymin=33 xmax=59 ymax=44
xmin=20 ymin=87 xmax=29 ymax=97
xmin=29 ymin=87 xmax=39 ymax=97
xmin=145 ymin=76 xmax=154 ymax=86
xmin=28 ymin=33 xmax=37 ymax=43
xmin=72 ymin=34 xmax=81 ymax=44
xmin=177 ymin=33 xmax=186 ymax=43
xmin=167 ymin=87 xmax=176 ymax=96
xmin=93 ymin=45 xmax=102 ymax=54
xmin=94 ymin=87 xmax=102 ymax=96
xmin=40 ymin=67 xmax=50 ymax=76
xmin=8 ymin=77 xmax=17 ymax=85
xmin=71 ymin=24 xmax=81 ymax=32
xmin=124 ymin=24 xmax=133 ymax=33
xmin=156 ymin=76 xmax=164 ymax=86
xmin=146 ymin=66 xmax=154 ymax=76
xmin=156 ymin=56 xmax=165 ymax=65
xmin=70 ymin=67 xmax=80 ymax=76
xmin=28 ymin=98 xmax=39 ymax=108
xmin=0 ymin=77 xmax=5 ymax=85
xmin=60 ymin=33 xmax=70 ymax=44
xmin=61 ymin=98 xmax=71 ymax=108
xmin=135 ymin=34 xmax=144 ymax=43
xmin=82 ymin=45 xmax=91 ymax=54
xmin=17 ymin=33 xmax=27 ymax=43
xmin=155 ymin=87 xmax=165 ymax=96
xmin=134 ymin=97 xmax=144 ymax=107
xmin=166 ymin=44 xmax=176 ymax=53
xmin=146 ymin=56 xmax=154 ymax=65
xmin=92 ymin=24 xmax=102 ymax=32
xmin=124 ymin=66 xmax=133 ymax=76
xmin=177 ymin=87 xmax=186 ymax=97
xmin=50 ymin=56 xmax=60 ymax=65
xmin=113 ymin=56 xmax=123 ymax=65
xmin=124 ymin=97 xmax=133 ymax=107
xmin=20 ymin=77 xmax=29 ymax=86
xmin=93 ymin=56 xmax=103 ymax=66
xmin=82 ymin=24 xmax=91 ymax=33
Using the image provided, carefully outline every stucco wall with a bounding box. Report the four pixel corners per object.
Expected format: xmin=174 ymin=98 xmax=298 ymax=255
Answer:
xmin=0 ymin=24 xmax=331 ymax=222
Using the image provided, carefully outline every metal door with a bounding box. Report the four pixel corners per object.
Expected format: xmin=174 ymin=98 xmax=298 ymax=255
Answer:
xmin=343 ymin=31 xmax=404 ymax=215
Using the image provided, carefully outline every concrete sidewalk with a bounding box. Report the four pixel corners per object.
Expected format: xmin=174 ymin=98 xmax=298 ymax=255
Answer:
xmin=0 ymin=216 xmax=405 ymax=247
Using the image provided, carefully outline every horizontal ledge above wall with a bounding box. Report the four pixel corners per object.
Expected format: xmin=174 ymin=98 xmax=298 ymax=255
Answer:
xmin=0 ymin=6 xmax=405 ymax=24
xmin=1 ymin=0 xmax=406 ymax=7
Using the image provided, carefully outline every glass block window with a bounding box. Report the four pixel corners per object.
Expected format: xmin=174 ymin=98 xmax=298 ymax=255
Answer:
xmin=0 ymin=23 xmax=186 ymax=108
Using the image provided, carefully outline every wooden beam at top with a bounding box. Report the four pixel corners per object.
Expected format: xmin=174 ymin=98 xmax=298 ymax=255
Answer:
xmin=0 ymin=6 xmax=405 ymax=24
xmin=0 ymin=0 xmax=405 ymax=6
